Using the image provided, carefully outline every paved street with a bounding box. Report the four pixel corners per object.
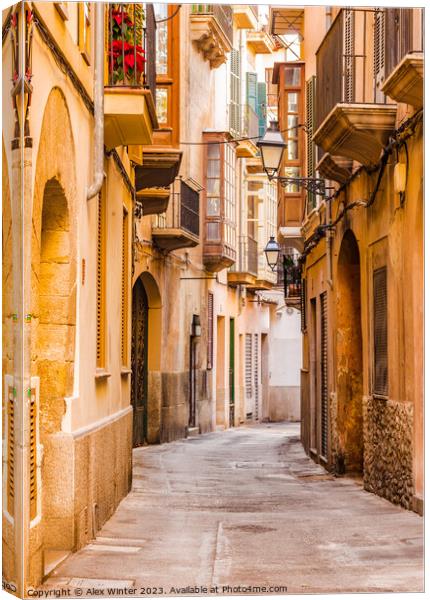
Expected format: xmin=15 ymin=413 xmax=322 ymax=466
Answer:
xmin=43 ymin=423 xmax=423 ymax=595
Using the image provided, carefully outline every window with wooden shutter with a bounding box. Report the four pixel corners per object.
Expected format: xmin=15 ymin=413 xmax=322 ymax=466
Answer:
xmin=229 ymin=49 xmax=241 ymax=136
xmin=121 ymin=207 xmax=129 ymax=367
xmin=29 ymin=385 xmax=38 ymax=521
xmin=96 ymin=191 xmax=106 ymax=369
xmin=78 ymin=2 xmax=91 ymax=64
xmin=207 ymin=292 xmax=214 ymax=370
xmin=246 ymin=72 xmax=258 ymax=113
xmin=257 ymin=82 xmax=267 ymax=137
xmin=373 ymin=8 xmax=386 ymax=102
xmin=300 ymin=278 xmax=307 ymax=333
xmin=305 ymin=76 xmax=316 ymax=213
xmin=320 ymin=292 xmax=328 ymax=459
xmin=373 ymin=267 xmax=388 ymax=397
xmin=343 ymin=8 xmax=355 ymax=103
xmin=6 ymin=383 xmax=15 ymax=517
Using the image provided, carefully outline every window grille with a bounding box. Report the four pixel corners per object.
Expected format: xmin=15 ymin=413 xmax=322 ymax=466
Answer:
xmin=320 ymin=292 xmax=328 ymax=458
xmin=373 ymin=267 xmax=388 ymax=396
xmin=207 ymin=292 xmax=214 ymax=370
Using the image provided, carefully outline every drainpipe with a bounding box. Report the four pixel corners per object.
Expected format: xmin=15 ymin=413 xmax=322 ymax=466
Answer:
xmin=87 ymin=1 xmax=105 ymax=201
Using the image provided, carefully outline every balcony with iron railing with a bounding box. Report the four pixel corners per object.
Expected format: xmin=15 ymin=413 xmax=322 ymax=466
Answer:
xmin=247 ymin=24 xmax=276 ymax=54
xmin=152 ymin=179 xmax=200 ymax=251
xmin=228 ymin=236 xmax=258 ymax=286
xmin=190 ymin=5 xmax=233 ymax=68
xmin=313 ymin=8 xmax=398 ymax=167
xmin=277 ymin=254 xmax=302 ymax=305
xmin=104 ymin=3 xmax=158 ymax=149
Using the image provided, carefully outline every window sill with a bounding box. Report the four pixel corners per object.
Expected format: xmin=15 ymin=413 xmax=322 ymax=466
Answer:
xmin=95 ymin=369 xmax=111 ymax=380
xmin=121 ymin=368 xmax=132 ymax=376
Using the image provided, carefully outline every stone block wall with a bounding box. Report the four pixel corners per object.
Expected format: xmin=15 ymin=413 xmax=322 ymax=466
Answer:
xmin=363 ymin=396 xmax=414 ymax=510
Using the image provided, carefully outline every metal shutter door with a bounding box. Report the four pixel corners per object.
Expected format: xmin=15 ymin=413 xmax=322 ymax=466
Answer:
xmin=320 ymin=292 xmax=328 ymax=459
xmin=373 ymin=267 xmax=388 ymax=396
xmin=254 ymin=334 xmax=259 ymax=420
xmin=245 ymin=334 xmax=253 ymax=418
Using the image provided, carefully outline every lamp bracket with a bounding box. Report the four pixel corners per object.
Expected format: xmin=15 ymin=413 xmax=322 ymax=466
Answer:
xmin=276 ymin=176 xmax=328 ymax=197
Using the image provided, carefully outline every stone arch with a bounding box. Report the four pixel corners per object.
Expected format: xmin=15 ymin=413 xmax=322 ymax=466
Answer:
xmin=31 ymin=87 xmax=77 ymax=439
xmin=131 ymin=270 xmax=162 ymax=444
xmin=335 ymin=229 xmax=363 ymax=473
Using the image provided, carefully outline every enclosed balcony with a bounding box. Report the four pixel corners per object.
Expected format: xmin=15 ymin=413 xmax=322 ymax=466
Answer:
xmin=152 ymin=179 xmax=200 ymax=252
xmin=232 ymin=5 xmax=259 ymax=30
xmin=313 ymin=8 xmax=397 ymax=167
xmin=104 ymin=3 xmax=158 ymax=149
xmin=190 ymin=5 xmax=233 ymax=68
xmin=228 ymin=236 xmax=258 ymax=286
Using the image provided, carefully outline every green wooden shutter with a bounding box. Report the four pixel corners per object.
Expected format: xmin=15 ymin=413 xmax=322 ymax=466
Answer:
xmin=257 ymin=82 xmax=267 ymax=137
xmin=230 ymin=48 xmax=241 ymax=136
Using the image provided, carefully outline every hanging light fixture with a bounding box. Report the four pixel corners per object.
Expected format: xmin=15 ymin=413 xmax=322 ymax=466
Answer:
xmin=257 ymin=120 xmax=287 ymax=179
xmin=264 ymin=236 xmax=281 ymax=271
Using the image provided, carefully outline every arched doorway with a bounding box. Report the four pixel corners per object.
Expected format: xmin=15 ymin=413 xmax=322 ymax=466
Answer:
xmin=336 ymin=230 xmax=363 ymax=473
xmin=131 ymin=272 xmax=162 ymax=446
xmin=131 ymin=279 xmax=149 ymax=446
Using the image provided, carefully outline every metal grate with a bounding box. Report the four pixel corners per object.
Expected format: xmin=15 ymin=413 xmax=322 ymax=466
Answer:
xmin=373 ymin=267 xmax=388 ymax=396
xmin=7 ymin=385 xmax=15 ymax=517
xmin=30 ymin=387 xmax=38 ymax=520
xmin=300 ymin=278 xmax=307 ymax=332
xmin=320 ymin=292 xmax=328 ymax=458
xmin=207 ymin=292 xmax=214 ymax=370
xmin=245 ymin=334 xmax=253 ymax=418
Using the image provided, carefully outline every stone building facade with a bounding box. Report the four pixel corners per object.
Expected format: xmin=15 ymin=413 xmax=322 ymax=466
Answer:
xmin=270 ymin=6 xmax=423 ymax=513
xmin=2 ymin=3 xmax=302 ymax=595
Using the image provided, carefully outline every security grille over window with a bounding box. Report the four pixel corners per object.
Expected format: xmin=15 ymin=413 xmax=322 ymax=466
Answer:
xmin=373 ymin=267 xmax=388 ymax=396
xmin=180 ymin=180 xmax=200 ymax=237
xmin=6 ymin=383 xmax=15 ymax=517
xmin=320 ymin=291 xmax=328 ymax=459
xmin=207 ymin=292 xmax=214 ymax=370
xmin=29 ymin=386 xmax=38 ymax=521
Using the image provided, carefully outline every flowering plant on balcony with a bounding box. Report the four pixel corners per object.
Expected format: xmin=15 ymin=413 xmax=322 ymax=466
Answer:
xmin=108 ymin=6 xmax=145 ymax=85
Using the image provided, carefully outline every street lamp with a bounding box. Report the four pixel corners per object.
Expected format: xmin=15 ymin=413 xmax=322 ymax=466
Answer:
xmin=257 ymin=121 xmax=287 ymax=180
xmin=264 ymin=236 xmax=281 ymax=271
xmin=258 ymin=121 xmax=328 ymax=197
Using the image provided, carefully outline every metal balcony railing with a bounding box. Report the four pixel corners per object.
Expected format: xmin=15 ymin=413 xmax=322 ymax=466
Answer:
xmin=191 ymin=4 xmax=233 ymax=46
xmin=277 ymin=253 xmax=302 ymax=298
xmin=107 ymin=3 xmax=155 ymax=95
xmin=154 ymin=180 xmax=200 ymax=237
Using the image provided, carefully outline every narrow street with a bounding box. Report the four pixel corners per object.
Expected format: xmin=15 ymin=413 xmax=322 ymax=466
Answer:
xmin=42 ymin=423 xmax=423 ymax=595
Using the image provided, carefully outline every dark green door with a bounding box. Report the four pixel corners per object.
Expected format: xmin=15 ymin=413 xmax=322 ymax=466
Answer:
xmin=131 ymin=279 xmax=148 ymax=447
xmin=229 ymin=318 xmax=235 ymax=427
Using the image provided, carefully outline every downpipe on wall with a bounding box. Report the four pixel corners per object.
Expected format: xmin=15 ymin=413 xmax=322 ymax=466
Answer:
xmin=87 ymin=1 xmax=105 ymax=201
xmin=326 ymin=196 xmax=333 ymax=289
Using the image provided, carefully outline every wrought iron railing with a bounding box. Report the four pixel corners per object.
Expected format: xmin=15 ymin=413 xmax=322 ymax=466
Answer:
xmin=107 ymin=3 xmax=155 ymax=95
xmin=191 ymin=4 xmax=233 ymax=46
xmin=153 ymin=180 xmax=200 ymax=237
xmin=277 ymin=253 xmax=302 ymax=298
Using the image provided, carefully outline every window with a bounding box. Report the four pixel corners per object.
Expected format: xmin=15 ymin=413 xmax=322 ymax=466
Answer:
xmin=373 ymin=267 xmax=388 ymax=397
xmin=207 ymin=292 xmax=214 ymax=370
xmin=121 ymin=207 xmax=129 ymax=367
xmin=78 ymin=2 xmax=91 ymax=64
xmin=96 ymin=191 xmax=106 ymax=369
xmin=229 ymin=48 xmax=241 ymax=136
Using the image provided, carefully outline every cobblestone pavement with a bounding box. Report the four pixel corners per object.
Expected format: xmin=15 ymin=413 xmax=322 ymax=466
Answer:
xmin=42 ymin=423 xmax=423 ymax=596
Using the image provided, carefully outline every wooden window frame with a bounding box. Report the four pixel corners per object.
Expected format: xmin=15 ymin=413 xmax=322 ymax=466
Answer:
xmin=78 ymin=2 xmax=91 ymax=65
xmin=153 ymin=4 xmax=180 ymax=146
xmin=202 ymin=132 xmax=236 ymax=254
xmin=96 ymin=190 xmax=107 ymax=372
xmin=54 ymin=2 xmax=69 ymax=21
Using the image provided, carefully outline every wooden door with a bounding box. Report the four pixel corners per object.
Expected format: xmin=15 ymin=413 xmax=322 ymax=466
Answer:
xmin=131 ymin=279 xmax=149 ymax=447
